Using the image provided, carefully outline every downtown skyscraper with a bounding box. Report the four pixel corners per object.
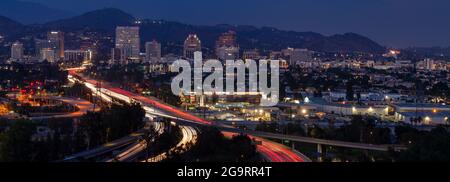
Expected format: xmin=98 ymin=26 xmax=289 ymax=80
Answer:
xmin=145 ymin=40 xmax=161 ymax=63
xmin=47 ymin=31 xmax=65 ymax=59
xmin=183 ymin=34 xmax=201 ymax=60
xmin=10 ymin=41 xmax=23 ymax=61
xmin=216 ymin=31 xmax=239 ymax=61
xmin=115 ymin=26 xmax=140 ymax=63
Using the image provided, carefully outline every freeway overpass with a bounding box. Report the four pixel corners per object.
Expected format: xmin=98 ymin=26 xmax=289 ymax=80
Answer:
xmin=221 ymin=127 xmax=406 ymax=151
xmin=163 ymin=117 xmax=406 ymax=152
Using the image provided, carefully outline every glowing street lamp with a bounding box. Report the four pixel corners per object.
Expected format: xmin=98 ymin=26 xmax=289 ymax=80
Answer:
xmin=425 ymin=116 xmax=431 ymax=123
xmin=301 ymin=109 xmax=307 ymax=115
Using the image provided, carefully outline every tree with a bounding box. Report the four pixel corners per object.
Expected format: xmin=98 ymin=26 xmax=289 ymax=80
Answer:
xmin=0 ymin=120 xmax=36 ymax=162
xmin=427 ymin=82 xmax=450 ymax=98
xmin=308 ymin=125 xmax=326 ymax=139
xmin=255 ymin=122 xmax=279 ymax=133
xmin=396 ymin=126 xmax=450 ymax=161
xmin=166 ymin=127 xmax=260 ymax=162
xmin=330 ymin=116 xmax=391 ymax=144
xmin=229 ymin=134 xmax=258 ymax=161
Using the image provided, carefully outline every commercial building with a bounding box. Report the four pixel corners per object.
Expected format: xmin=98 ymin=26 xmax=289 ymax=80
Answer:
xmin=40 ymin=48 xmax=56 ymax=63
xmin=216 ymin=31 xmax=239 ymax=60
xmin=145 ymin=40 xmax=161 ymax=63
xmin=47 ymin=31 xmax=65 ymax=59
xmin=183 ymin=34 xmax=201 ymax=59
xmin=64 ymin=50 xmax=93 ymax=63
xmin=10 ymin=41 xmax=24 ymax=61
xmin=115 ymin=26 xmax=140 ymax=62
xmin=393 ymin=103 xmax=450 ymax=125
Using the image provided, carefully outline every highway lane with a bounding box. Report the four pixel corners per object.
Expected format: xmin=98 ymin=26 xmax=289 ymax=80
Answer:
xmin=107 ymin=141 xmax=146 ymax=162
xmin=105 ymin=125 xmax=198 ymax=162
xmin=65 ymin=121 xmax=166 ymax=162
xmin=63 ymin=130 xmax=145 ymax=161
xmin=142 ymin=126 xmax=198 ymax=162
xmin=103 ymin=122 xmax=165 ymax=162
xmin=69 ymin=73 xmax=307 ymax=162
xmin=222 ymin=132 xmax=305 ymax=162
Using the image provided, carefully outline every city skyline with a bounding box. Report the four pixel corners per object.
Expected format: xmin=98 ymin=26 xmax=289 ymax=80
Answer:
xmin=9 ymin=0 xmax=450 ymax=48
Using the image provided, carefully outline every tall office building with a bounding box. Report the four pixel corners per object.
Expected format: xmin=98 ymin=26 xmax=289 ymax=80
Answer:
xmin=40 ymin=48 xmax=56 ymax=63
xmin=35 ymin=38 xmax=50 ymax=57
xmin=47 ymin=31 xmax=65 ymax=59
xmin=10 ymin=41 xmax=24 ymax=61
xmin=145 ymin=40 xmax=161 ymax=63
xmin=216 ymin=31 xmax=239 ymax=60
xmin=115 ymin=26 xmax=140 ymax=62
xmin=183 ymin=34 xmax=202 ymax=59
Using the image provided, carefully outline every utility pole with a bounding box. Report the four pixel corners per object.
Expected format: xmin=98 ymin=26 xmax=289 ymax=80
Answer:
xmin=144 ymin=124 xmax=156 ymax=163
xmin=317 ymin=144 xmax=323 ymax=162
xmin=93 ymin=81 xmax=102 ymax=111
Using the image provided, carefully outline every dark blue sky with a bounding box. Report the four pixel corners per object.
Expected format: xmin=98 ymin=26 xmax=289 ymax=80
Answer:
xmin=25 ymin=0 xmax=450 ymax=48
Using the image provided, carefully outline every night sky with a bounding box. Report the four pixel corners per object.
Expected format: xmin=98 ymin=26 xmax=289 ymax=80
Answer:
xmin=25 ymin=0 xmax=450 ymax=48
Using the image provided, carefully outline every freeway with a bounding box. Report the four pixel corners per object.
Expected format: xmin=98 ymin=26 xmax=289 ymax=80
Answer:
xmin=222 ymin=132 xmax=307 ymax=162
xmin=29 ymin=97 xmax=95 ymax=120
xmin=103 ymin=124 xmax=198 ymax=162
xmin=69 ymin=72 xmax=307 ymax=162
xmin=220 ymin=128 xmax=406 ymax=152
xmin=103 ymin=122 xmax=166 ymax=162
xmin=68 ymin=76 xmax=201 ymax=162
xmin=63 ymin=130 xmax=145 ymax=161
xmin=142 ymin=126 xmax=198 ymax=162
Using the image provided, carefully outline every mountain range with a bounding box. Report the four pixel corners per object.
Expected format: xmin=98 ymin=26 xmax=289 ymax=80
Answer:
xmin=0 ymin=15 xmax=24 ymax=36
xmin=0 ymin=7 xmax=386 ymax=53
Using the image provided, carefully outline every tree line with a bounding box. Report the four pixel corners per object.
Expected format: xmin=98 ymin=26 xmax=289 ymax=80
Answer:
xmin=0 ymin=102 xmax=145 ymax=162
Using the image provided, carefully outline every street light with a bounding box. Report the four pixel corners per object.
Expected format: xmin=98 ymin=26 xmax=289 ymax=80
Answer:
xmin=424 ymin=116 xmax=431 ymax=123
xmin=301 ymin=109 xmax=307 ymax=115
